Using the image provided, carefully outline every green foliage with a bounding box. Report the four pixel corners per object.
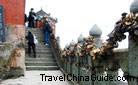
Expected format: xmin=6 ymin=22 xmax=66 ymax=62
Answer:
xmin=0 ymin=58 xmax=7 ymax=79
xmin=0 ymin=43 xmax=13 ymax=51
xmin=0 ymin=58 xmax=7 ymax=68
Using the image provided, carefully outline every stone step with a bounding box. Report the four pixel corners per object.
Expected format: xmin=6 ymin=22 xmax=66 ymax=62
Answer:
xmin=33 ymin=37 xmax=44 ymax=40
xmin=35 ymin=47 xmax=51 ymax=49
xmin=31 ymin=32 xmax=43 ymax=35
xmin=25 ymin=62 xmax=57 ymax=66
xmin=25 ymin=45 xmax=51 ymax=49
xmin=25 ymin=57 xmax=54 ymax=59
xmin=25 ymin=52 xmax=53 ymax=54
xmin=31 ymin=31 xmax=43 ymax=34
xmin=25 ymin=60 xmax=56 ymax=64
xmin=28 ymin=29 xmax=43 ymax=31
xmin=25 ymin=49 xmax=52 ymax=53
xmin=25 ymin=32 xmax=42 ymax=34
xmin=25 ymin=58 xmax=56 ymax=62
xmin=32 ymin=35 xmax=43 ymax=38
xmin=37 ymin=54 xmax=53 ymax=58
xmin=30 ymin=30 xmax=43 ymax=32
xmin=25 ymin=47 xmax=50 ymax=50
xmin=33 ymin=35 xmax=43 ymax=37
xmin=26 ymin=31 xmax=43 ymax=36
xmin=26 ymin=28 xmax=43 ymax=31
xmin=36 ymin=52 xmax=53 ymax=54
xmin=26 ymin=66 xmax=59 ymax=70
xmin=36 ymin=51 xmax=52 ymax=54
xmin=34 ymin=36 xmax=43 ymax=39
xmin=32 ymin=32 xmax=44 ymax=34
xmin=25 ymin=47 xmax=51 ymax=50
xmin=25 ymin=54 xmax=53 ymax=58
xmin=25 ymin=28 xmax=59 ymax=71
xmin=33 ymin=36 xmax=43 ymax=38
xmin=36 ymin=48 xmax=52 ymax=51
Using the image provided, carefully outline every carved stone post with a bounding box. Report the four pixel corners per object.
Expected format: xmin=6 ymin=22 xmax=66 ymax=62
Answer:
xmin=93 ymin=58 xmax=107 ymax=85
xmin=128 ymin=0 xmax=138 ymax=84
xmin=106 ymin=70 xmax=119 ymax=85
xmin=64 ymin=56 xmax=67 ymax=72
xmin=128 ymin=36 xmax=138 ymax=85
xmin=89 ymin=24 xmax=102 ymax=48
xmin=89 ymin=24 xmax=103 ymax=85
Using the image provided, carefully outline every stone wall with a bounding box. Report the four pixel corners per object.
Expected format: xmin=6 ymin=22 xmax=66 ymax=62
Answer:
xmin=0 ymin=25 xmax=25 ymax=79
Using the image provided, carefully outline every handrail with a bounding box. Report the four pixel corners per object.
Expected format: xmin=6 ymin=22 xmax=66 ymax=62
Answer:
xmin=49 ymin=35 xmax=93 ymax=84
xmin=50 ymin=36 xmax=63 ymax=70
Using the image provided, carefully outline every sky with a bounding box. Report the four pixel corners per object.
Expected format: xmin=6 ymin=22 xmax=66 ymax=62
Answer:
xmin=25 ymin=0 xmax=134 ymax=49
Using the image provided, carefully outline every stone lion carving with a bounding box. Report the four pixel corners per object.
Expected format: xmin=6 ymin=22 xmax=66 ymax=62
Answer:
xmin=7 ymin=48 xmax=22 ymax=69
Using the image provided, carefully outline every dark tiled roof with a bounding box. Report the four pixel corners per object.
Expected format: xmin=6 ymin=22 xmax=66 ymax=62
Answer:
xmin=36 ymin=9 xmax=49 ymax=16
xmin=36 ymin=9 xmax=57 ymax=23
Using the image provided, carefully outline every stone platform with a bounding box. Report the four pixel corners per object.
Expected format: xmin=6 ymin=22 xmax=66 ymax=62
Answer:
xmin=0 ymin=70 xmax=71 ymax=85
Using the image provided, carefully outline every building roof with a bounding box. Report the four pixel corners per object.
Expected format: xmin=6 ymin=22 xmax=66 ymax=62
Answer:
xmin=36 ymin=9 xmax=57 ymax=23
xmin=36 ymin=9 xmax=49 ymax=17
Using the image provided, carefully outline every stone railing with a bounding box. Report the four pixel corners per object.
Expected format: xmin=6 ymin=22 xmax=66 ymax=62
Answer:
xmin=50 ymin=37 xmax=128 ymax=85
xmin=50 ymin=12 xmax=138 ymax=85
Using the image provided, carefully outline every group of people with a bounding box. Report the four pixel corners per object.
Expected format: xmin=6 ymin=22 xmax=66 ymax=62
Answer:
xmin=25 ymin=8 xmax=52 ymax=58
xmin=43 ymin=17 xmax=52 ymax=46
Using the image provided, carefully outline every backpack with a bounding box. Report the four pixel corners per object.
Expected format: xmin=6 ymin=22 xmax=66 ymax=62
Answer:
xmin=33 ymin=35 xmax=38 ymax=44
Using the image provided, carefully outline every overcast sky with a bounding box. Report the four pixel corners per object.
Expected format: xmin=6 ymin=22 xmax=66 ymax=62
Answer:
xmin=25 ymin=0 xmax=134 ymax=49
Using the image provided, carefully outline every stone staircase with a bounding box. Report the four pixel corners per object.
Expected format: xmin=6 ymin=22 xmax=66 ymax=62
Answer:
xmin=25 ymin=28 xmax=59 ymax=70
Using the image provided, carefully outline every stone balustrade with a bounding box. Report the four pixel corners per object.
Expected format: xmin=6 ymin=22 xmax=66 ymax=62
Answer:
xmin=50 ymin=10 xmax=138 ymax=85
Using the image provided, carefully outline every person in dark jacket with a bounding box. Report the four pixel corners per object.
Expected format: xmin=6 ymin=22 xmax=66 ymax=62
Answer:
xmin=28 ymin=8 xmax=36 ymax=28
xmin=26 ymin=31 xmax=36 ymax=57
xmin=43 ymin=19 xmax=52 ymax=46
xmin=24 ymin=14 xmax=28 ymax=24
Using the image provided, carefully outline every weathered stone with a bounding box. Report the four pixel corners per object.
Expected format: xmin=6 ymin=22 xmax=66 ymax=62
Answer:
xmin=2 ymin=68 xmax=24 ymax=79
xmin=130 ymin=0 xmax=138 ymax=13
xmin=0 ymin=43 xmax=13 ymax=60
xmin=128 ymin=36 xmax=138 ymax=85
xmin=78 ymin=34 xmax=84 ymax=43
xmin=113 ymin=49 xmax=128 ymax=73
xmin=93 ymin=72 xmax=108 ymax=85
xmin=79 ymin=67 xmax=92 ymax=85
xmin=89 ymin=24 xmax=102 ymax=37
xmin=66 ymin=62 xmax=71 ymax=74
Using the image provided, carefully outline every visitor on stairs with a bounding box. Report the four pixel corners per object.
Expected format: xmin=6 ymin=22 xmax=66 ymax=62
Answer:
xmin=28 ymin=8 xmax=36 ymax=28
xmin=26 ymin=31 xmax=36 ymax=58
xmin=43 ymin=17 xmax=52 ymax=47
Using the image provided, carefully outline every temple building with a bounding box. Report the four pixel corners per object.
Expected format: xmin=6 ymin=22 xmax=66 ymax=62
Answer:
xmin=35 ymin=9 xmax=57 ymax=35
xmin=36 ymin=8 xmax=50 ymax=19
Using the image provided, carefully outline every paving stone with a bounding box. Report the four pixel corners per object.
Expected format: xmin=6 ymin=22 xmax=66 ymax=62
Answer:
xmin=0 ymin=71 xmax=71 ymax=85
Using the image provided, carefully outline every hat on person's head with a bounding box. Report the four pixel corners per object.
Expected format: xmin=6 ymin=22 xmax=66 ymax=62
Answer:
xmin=31 ymin=8 xmax=34 ymax=10
xmin=28 ymin=31 xmax=31 ymax=34
xmin=121 ymin=12 xmax=127 ymax=17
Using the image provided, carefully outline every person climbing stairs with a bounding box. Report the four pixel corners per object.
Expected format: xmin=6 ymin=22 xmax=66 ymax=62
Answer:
xmin=25 ymin=28 xmax=59 ymax=70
